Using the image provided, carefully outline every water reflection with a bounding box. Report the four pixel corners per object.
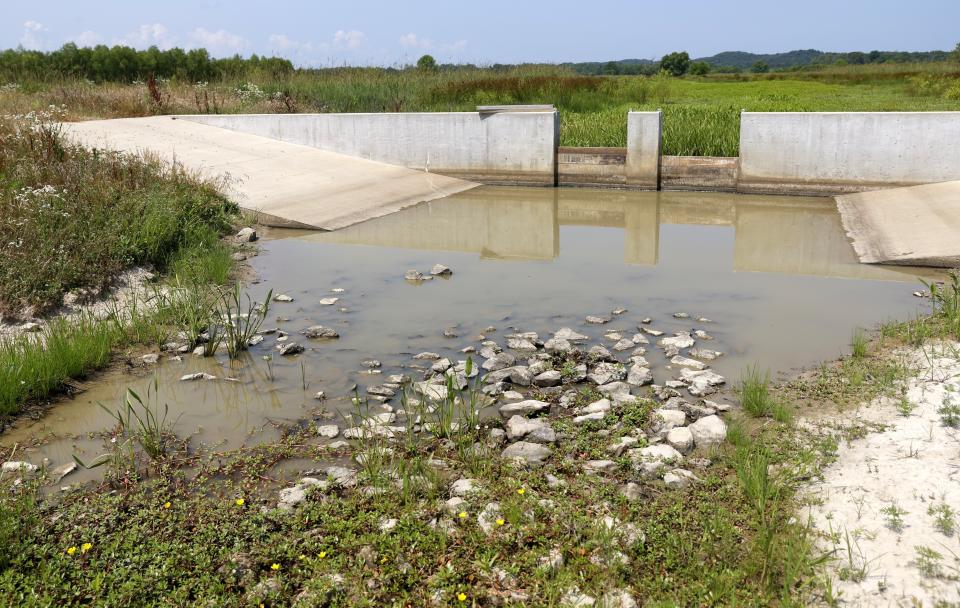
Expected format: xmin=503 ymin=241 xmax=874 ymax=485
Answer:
xmin=304 ymin=187 xmax=928 ymax=281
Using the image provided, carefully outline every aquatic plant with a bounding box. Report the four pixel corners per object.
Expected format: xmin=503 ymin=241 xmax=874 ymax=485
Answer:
xmin=219 ymin=283 xmax=272 ymax=359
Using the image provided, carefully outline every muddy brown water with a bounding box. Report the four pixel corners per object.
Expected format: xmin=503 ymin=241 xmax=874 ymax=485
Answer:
xmin=2 ymin=187 xmax=941 ymax=482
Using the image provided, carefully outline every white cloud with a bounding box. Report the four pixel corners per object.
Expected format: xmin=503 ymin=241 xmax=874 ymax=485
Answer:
xmin=188 ymin=28 xmax=248 ymax=55
xmin=333 ymin=30 xmax=365 ymax=49
xmin=72 ymin=30 xmax=102 ymax=47
xmin=399 ymin=33 xmax=432 ymax=50
xmin=444 ymin=39 xmax=468 ymax=51
xmin=117 ymin=23 xmax=176 ymax=50
xmin=20 ymin=20 xmax=46 ymax=50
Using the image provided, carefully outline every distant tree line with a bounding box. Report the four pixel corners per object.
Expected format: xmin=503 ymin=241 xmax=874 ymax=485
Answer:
xmin=0 ymin=43 xmax=294 ymax=83
xmin=567 ymin=47 xmax=959 ymax=76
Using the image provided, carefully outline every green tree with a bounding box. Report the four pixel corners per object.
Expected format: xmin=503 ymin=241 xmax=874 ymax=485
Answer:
xmin=952 ymin=43 xmax=960 ymax=63
xmin=688 ymin=61 xmax=710 ymax=76
xmin=659 ymin=51 xmax=690 ymax=76
xmin=416 ymin=54 xmax=437 ymax=71
xmin=602 ymin=61 xmax=620 ymax=75
xmin=750 ymin=60 xmax=770 ymax=74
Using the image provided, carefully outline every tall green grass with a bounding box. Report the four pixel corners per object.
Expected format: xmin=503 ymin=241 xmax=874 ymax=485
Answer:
xmin=0 ymin=316 xmax=119 ymax=415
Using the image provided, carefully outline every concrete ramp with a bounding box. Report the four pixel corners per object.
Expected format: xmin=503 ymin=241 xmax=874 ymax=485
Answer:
xmin=60 ymin=116 xmax=478 ymax=230
xmin=836 ymin=180 xmax=960 ymax=267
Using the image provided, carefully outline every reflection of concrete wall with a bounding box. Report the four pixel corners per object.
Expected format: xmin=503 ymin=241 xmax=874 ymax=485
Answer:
xmin=179 ymin=112 xmax=559 ymax=186
xmin=626 ymin=111 xmax=662 ymax=189
xmin=310 ymin=187 xmax=559 ymax=260
xmin=740 ymin=112 xmax=960 ymax=194
xmin=623 ymin=198 xmax=660 ymax=265
xmin=732 ymin=199 xmax=931 ymax=281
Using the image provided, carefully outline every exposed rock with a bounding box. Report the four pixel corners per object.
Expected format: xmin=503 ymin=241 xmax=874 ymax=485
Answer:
xmin=273 ymin=294 xmax=294 ymax=302
xmin=573 ymin=411 xmax=606 ymax=425
xmin=533 ymin=370 xmax=562 ymax=387
xmin=601 ymin=590 xmax=638 ymax=608
xmin=325 ymin=466 xmax=357 ymax=487
xmin=544 ymin=337 xmax=573 ymax=354
xmin=506 ymin=415 xmax=556 ymax=443
xmin=278 ymin=342 xmax=304 ymax=356
xmin=235 ymin=227 xmax=258 ymax=242
xmin=583 ymin=459 xmax=617 ymax=474
xmin=612 ymin=339 xmax=634 ymax=352
xmin=430 ymin=264 xmax=452 ymax=276
xmin=450 ymin=478 xmax=478 ymax=497
xmin=666 ymin=426 xmax=695 ymax=453
xmin=651 ymin=408 xmax=687 ymax=433
xmin=632 ymin=333 xmax=650 ymax=345
xmin=538 ymin=548 xmax=565 ymax=571
xmin=431 ymin=358 xmax=452 ymax=373
xmin=554 ymin=327 xmax=589 ymax=342
xmin=404 ymin=270 xmax=432 ymax=281
xmin=690 ymin=348 xmax=723 ymax=361
xmin=663 ymin=468 xmax=699 ymax=489
xmin=278 ymin=477 xmax=329 ymax=511
xmin=501 ymin=390 xmax=524 ymax=403
xmin=313 ymin=391 xmax=326 ymax=400
xmin=507 ymin=338 xmax=537 ymax=351
xmin=485 ymin=366 xmax=532 ymax=386
xmin=442 ymin=329 xmax=457 ymax=338
xmin=670 ymin=355 xmax=707 ymax=370
xmin=180 ymin=372 xmax=217 ymax=381
xmin=626 ymin=364 xmax=653 ymax=386
xmin=689 ymin=415 xmax=727 ymax=446
xmin=561 ymin=588 xmax=596 ymax=607
xmin=478 ymin=502 xmax=502 ymax=534
xmin=499 ymin=399 xmax=549 ymax=417
xmin=482 ymin=352 xmax=516 ymax=372
xmin=316 ymin=424 xmax=339 ymax=438
xmin=693 ymin=329 xmax=714 ymax=340
xmin=659 ymin=332 xmax=695 ymax=350
xmin=680 ymin=368 xmax=726 ymax=397
xmin=642 ymin=327 xmax=664 ymax=337
xmin=303 ymin=325 xmax=339 ymax=339
xmin=1 ymin=461 xmax=37 ymax=474
xmin=413 ymin=351 xmax=440 ymax=360
xmin=247 ymin=335 xmax=264 ymax=346
xmin=612 ymin=308 xmax=628 ymax=315
xmin=580 ymin=398 xmax=611 ymax=415
xmin=632 ymin=444 xmax=683 ymax=477
xmin=585 ymin=315 xmax=611 ymax=325
xmin=501 ymin=441 xmax=551 ymax=467
xmin=379 ymin=518 xmax=399 ymax=532
xmin=49 ymin=462 xmax=77 ymax=484
xmin=587 ymin=344 xmax=614 ymax=362
xmin=620 ymin=482 xmax=643 ymax=501
xmin=604 ymin=331 xmax=624 ymax=341
xmin=607 ymin=436 xmax=639 ymax=456
xmin=588 ymin=362 xmax=626 ymax=385
xmin=141 ymin=353 xmax=159 ymax=364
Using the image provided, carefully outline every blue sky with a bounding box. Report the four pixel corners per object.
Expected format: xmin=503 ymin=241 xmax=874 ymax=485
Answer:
xmin=4 ymin=0 xmax=959 ymax=66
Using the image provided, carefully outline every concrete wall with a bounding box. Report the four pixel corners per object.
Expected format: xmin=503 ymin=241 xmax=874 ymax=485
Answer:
xmin=179 ymin=111 xmax=559 ymax=186
xmin=557 ymin=147 xmax=627 ymax=187
xmin=660 ymin=156 xmax=738 ymax=192
xmin=625 ymin=111 xmax=662 ymax=189
xmin=739 ymin=112 xmax=960 ymax=194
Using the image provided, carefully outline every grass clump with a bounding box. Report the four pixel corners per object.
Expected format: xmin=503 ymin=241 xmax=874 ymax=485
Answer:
xmin=739 ymin=365 xmax=779 ymax=418
xmin=0 ymin=110 xmax=237 ymax=316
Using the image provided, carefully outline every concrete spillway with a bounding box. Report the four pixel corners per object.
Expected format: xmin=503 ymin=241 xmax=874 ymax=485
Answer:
xmin=60 ymin=116 xmax=478 ymax=230
xmin=836 ymin=180 xmax=960 ymax=268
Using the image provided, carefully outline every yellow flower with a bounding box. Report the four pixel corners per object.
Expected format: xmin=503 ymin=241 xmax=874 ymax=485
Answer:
xmin=66 ymin=546 xmax=77 ymax=556
xmin=496 ymin=518 xmax=505 ymax=526
xmin=80 ymin=543 xmax=92 ymax=553
xmin=163 ymin=501 xmax=171 ymax=509
xmin=270 ymin=563 xmax=280 ymax=571
xmin=516 ymin=487 xmax=525 ymax=495
xmin=235 ymin=498 xmax=245 ymax=507
xmin=457 ymin=592 xmax=467 ymax=602
xmin=318 ymin=551 xmax=328 ymax=559
xmin=458 ymin=511 xmax=468 ymax=519
xmin=298 ymin=554 xmax=306 ymax=560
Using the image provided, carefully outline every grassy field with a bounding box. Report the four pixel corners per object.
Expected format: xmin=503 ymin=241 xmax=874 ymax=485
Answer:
xmin=2 ymin=63 xmax=959 ymax=156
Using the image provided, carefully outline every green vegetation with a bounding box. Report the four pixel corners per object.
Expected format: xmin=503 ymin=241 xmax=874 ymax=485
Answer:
xmin=2 ymin=50 xmax=959 ymax=156
xmin=0 ymin=109 xmax=237 ymax=315
xmin=0 ymin=110 xmax=242 ymax=417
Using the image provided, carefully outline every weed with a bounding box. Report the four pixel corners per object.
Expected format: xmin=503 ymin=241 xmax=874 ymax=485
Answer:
xmin=851 ymin=329 xmax=868 ymax=359
xmin=914 ymin=545 xmax=945 ymax=578
xmin=880 ymin=503 xmax=908 ymax=533
xmin=219 ymin=283 xmax=271 ymax=359
xmin=739 ymin=365 xmax=777 ymax=417
xmin=929 ymin=503 xmax=956 ymax=536
xmin=938 ymin=392 xmax=960 ymax=428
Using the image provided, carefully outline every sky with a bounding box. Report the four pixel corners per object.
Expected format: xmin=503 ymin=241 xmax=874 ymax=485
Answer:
xmin=3 ymin=0 xmax=959 ymax=66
